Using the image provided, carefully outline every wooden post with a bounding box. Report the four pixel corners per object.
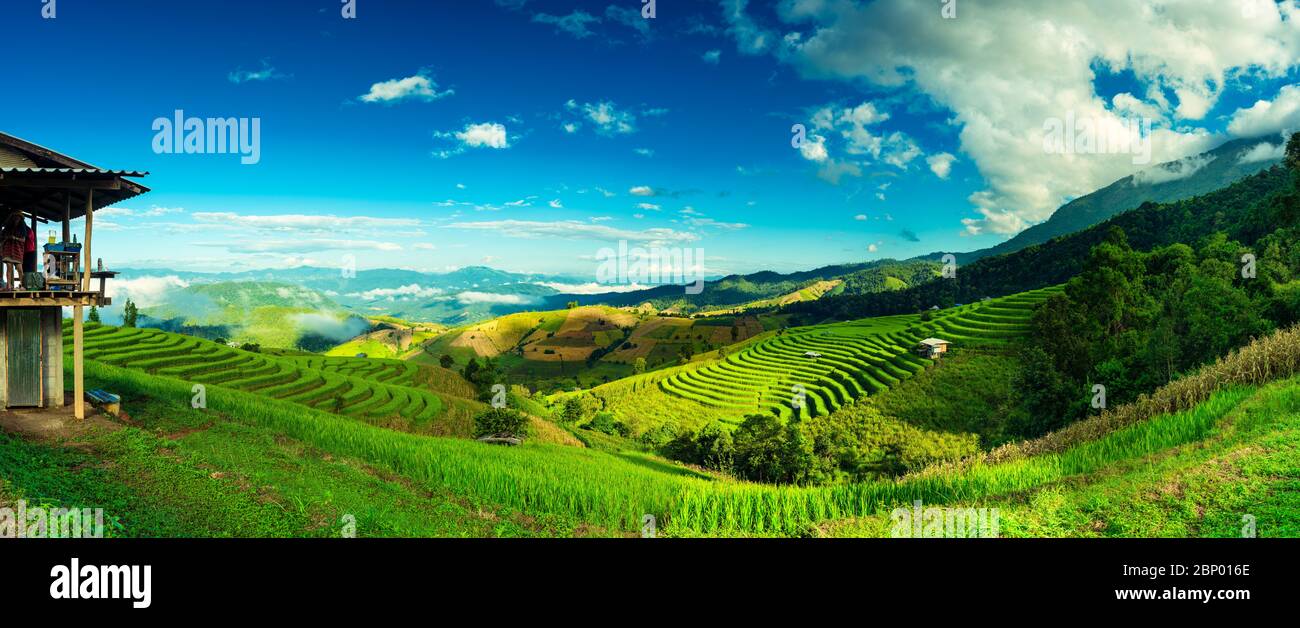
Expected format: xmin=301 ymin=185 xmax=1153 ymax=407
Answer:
xmin=74 ymin=190 xmax=92 ymax=420
xmin=82 ymin=191 xmax=92 ymax=292
xmin=74 ymin=305 xmax=84 ymax=420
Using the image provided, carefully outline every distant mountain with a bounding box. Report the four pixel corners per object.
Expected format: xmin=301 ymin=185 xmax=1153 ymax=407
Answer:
xmin=931 ymin=135 xmax=1286 ymax=265
xmin=117 ymin=265 xmax=588 ymax=326
xmin=140 ymin=281 xmax=369 ymax=350
xmin=786 ymin=162 xmax=1294 ymax=323
xmin=548 ymin=259 xmax=942 ymax=313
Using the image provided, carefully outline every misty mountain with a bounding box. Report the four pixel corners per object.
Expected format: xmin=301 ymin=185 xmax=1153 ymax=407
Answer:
xmin=929 ymin=135 xmax=1286 ymax=265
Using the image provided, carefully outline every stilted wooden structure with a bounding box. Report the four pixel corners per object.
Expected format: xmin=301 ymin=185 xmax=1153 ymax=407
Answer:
xmin=0 ymin=132 xmax=148 ymax=418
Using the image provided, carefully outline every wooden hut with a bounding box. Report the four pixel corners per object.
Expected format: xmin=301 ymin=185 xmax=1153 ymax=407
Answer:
xmin=915 ymin=338 xmax=951 ymax=359
xmin=0 ymin=132 xmax=148 ymax=418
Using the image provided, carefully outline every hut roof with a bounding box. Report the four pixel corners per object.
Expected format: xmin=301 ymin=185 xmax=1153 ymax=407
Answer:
xmin=0 ymin=132 xmax=149 ymax=223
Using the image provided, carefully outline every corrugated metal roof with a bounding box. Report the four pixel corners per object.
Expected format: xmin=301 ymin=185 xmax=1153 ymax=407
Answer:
xmin=919 ymin=338 xmax=951 ymax=346
xmin=0 ymin=144 xmax=38 ymax=169
xmin=0 ymin=167 xmax=149 ymax=177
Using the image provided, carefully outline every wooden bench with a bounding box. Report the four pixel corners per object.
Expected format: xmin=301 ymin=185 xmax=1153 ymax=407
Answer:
xmin=86 ymin=389 xmax=121 ymax=416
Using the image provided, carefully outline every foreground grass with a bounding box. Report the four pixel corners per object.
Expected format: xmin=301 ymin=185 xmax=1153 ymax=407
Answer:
xmin=0 ymin=374 xmax=600 ymax=538
xmin=48 ymin=354 xmax=1285 ymax=536
xmin=818 ymin=378 xmax=1300 ymax=537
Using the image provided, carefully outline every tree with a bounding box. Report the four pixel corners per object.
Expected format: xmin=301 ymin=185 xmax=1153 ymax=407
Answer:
xmin=1286 ymin=131 xmax=1300 ymax=173
xmin=472 ymin=407 xmax=529 ymax=439
xmin=566 ymin=300 xmax=579 ymax=309
xmin=121 ymin=299 xmax=138 ymax=328
xmin=87 ymin=306 xmax=100 ymax=324
xmin=561 ymin=397 xmax=583 ymax=423
xmin=438 ymin=354 xmax=454 ymax=369
xmin=632 ymin=357 xmax=646 ymax=374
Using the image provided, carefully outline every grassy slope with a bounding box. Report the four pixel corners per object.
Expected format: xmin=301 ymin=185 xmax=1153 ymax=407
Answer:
xmin=6 ymin=317 xmax=1298 ymax=538
xmin=590 ymin=287 xmax=1058 ymax=436
xmin=819 ymin=377 xmax=1300 ymax=537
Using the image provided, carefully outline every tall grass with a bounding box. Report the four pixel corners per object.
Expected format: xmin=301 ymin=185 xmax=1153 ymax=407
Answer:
xmin=975 ymin=323 xmax=1300 ymax=467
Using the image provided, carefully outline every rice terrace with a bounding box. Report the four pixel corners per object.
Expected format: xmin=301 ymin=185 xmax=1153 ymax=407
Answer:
xmin=3 ymin=2 xmax=1300 ymax=612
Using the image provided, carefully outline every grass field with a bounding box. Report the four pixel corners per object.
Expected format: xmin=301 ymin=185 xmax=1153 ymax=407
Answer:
xmin=66 ymin=322 xmax=478 ymax=437
xmin=25 ymin=325 xmax=1292 ymax=537
xmin=592 ymin=287 xmax=1061 ymax=432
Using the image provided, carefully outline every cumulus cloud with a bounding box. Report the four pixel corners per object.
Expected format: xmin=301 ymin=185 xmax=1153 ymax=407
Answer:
xmin=738 ymin=0 xmax=1300 ymax=235
xmin=1131 ymin=154 xmax=1217 ymax=186
xmin=926 ymin=153 xmax=956 ymax=179
xmin=1227 ymin=85 xmax=1300 ymax=138
xmin=1238 ymin=141 xmax=1285 ymax=164
xmin=454 ymin=122 xmax=509 ymax=148
xmin=564 ymin=99 xmax=638 ymax=135
xmin=434 ymin=122 xmax=510 ymax=158
xmin=359 ymin=73 xmax=453 ymax=103
xmin=106 ymin=275 xmax=189 ymax=308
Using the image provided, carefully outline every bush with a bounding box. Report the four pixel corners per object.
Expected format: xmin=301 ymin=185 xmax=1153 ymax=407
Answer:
xmin=472 ymin=408 xmax=529 ymax=439
xmin=585 ymin=411 xmax=630 ymax=437
xmin=439 ymin=354 xmax=454 ymax=369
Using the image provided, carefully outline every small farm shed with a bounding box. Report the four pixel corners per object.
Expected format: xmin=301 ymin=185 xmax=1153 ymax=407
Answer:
xmin=0 ymin=132 xmax=147 ymax=417
xmin=915 ymin=338 xmax=951 ymax=359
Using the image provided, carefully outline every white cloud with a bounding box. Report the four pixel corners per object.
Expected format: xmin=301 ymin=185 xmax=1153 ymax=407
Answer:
xmin=549 ymin=199 xmax=564 ymax=209
xmin=447 ymin=219 xmax=699 ymax=243
xmin=633 ymin=147 xmax=655 ymax=157
xmin=106 ymin=275 xmax=189 ymax=308
xmin=205 ymin=239 xmax=403 ymax=254
xmin=360 ymin=74 xmax=453 ymax=103
xmin=854 ymin=214 xmax=867 ymax=221
xmin=454 ymin=122 xmax=509 ymax=149
xmin=702 ymin=50 xmax=722 ymax=64
xmin=455 ymin=291 xmax=539 ymax=305
xmin=629 ymin=185 xmax=657 ymax=196
xmin=1227 ymin=85 xmax=1300 ymax=138
xmin=1238 ymin=141 xmax=1285 ymax=164
xmin=636 ymin=202 xmax=661 ymax=211
xmin=350 ymin=284 xmax=443 ymax=301
xmin=537 ymin=281 xmax=652 ymax=294
xmin=190 ymin=212 xmax=420 ymax=233
xmin=926 ymin=152 xmax=957 ymax=179
xmin=744 ymin=0 xmax=1299 ymax=235
xmin=565 ymin=99 xmax=637 ymax=135
xmin=1132 ymin=154 xmax=1217 ymax=186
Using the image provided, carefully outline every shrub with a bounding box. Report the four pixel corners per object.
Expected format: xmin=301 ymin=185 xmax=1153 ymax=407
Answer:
xmin=472 ymin=408 xmax=529 ymax=439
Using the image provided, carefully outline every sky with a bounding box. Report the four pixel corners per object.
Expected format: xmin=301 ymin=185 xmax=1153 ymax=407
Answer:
xmin=3 ymin=0 xmax=1299 ymax=282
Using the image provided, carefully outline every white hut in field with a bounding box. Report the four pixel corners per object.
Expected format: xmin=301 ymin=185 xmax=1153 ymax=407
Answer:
xmin=915 ymin=338 xmax=951 ymax=359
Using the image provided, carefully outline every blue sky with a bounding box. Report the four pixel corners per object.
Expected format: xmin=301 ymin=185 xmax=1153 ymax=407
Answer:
xmin=3 ymin=0 xmax=1298 ymax=282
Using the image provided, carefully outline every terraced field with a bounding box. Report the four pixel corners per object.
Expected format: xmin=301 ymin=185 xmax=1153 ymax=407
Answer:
xmin=65 ymin=323 xmax=475 ymax=435
xmin=654 ymin=286 xmax=1061 ymax=422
